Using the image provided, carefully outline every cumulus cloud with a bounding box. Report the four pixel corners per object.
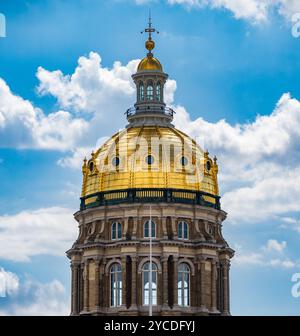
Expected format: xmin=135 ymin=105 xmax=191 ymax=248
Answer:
xmin=264 ymin=239 xmax=287 ymax=253
xmin=37 ymin=52 xmax=138 ymax=116
xmin=57 ymin=137 xmax=109 ymax=169
xmin=167 ymin=0 xmax=300 ymax=23
xmin=0 ymin=207 xmax=77 ymax=262
xmin=173 ymin=92 xmax=300 ymax=224
xmin=233 ymin=240 xmax=297 ymax=269
xmin=0 ymin=268 xmax=19 ymax=298
xmin=0 ymin=78 xmax=88 ymax=150
xmin=0 ymin=278 xmax=69 ymax=316
xmin=0 ymin=52 xmax=141 ymax=151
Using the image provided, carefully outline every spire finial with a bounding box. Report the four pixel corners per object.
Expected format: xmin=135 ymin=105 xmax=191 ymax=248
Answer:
xmin=141 ymin=11 xmax=159 ymax=54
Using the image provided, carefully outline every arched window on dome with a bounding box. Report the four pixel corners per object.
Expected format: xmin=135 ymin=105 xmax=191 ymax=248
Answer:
xmin=139 ymin=82 xmax=144 ymax=101
xmin=147 ymin=82 xmax=154 ymax=101
xmin=142 ymin=262 xmax=157 ymax=305
xmin=156 ymin=82 xmax=161 ymax=101
xmin=112 ymin=222 xmax=122 ymax=240
xmin=178 ymin=263 xmax=190 ymax=307
xmin=110 ymin=263 xmax=122 ymax=307
xmin=178 ymin=221 xmax=188 ymax=240
xmin=144 ymin=220 xmax=156 ymax=238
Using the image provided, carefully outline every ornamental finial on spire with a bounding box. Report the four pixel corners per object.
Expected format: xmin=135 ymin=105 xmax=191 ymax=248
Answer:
xmin=141 ymin=11 xmax=159 ymax=54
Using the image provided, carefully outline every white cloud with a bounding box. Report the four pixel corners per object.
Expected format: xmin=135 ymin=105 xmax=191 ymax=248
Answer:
xmin=167 ymin=0 xmax=300 ymax=23
xmin=270 ymin=259 xmax=296 ymax=269
xmin=0 ymin=268 xmax=19 ymax=298
xmin=37 ymin=52 xmax=138 ymax=116
xmin=0 ymin=207 xmax=77 ymax=262
xmin=0 ymin=78 xmax=88 ymax=150
xmin=0 ymin=279 xmax=69 ymax=316
xmin=57 ymin=137 xmax=109 ymax=169
xmin=174 ymin=92 xmax=300 ymax=224
xmin=234 ymin=252 xmax=265 ymax=266
xmin=233 ymin=239 xmax=297 ymax=269
xmin=234 ymin=254 xmax=297 ymax=269
xmin=281 ymin=217 xmax=300 ymax=233
xmin=0 ymin=52 xmax=141 ymax=152
xmin=221 ymin=168 xmax=300 ymax=222
xmin=264 ymin=239 xmax=287 ymax=253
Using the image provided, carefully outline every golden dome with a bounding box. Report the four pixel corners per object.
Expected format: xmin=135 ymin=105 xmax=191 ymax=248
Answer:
xmin=82 ymin=126 xmax=219 ymax=205
xmin=137 ymin=54 xmax=163 ymax=72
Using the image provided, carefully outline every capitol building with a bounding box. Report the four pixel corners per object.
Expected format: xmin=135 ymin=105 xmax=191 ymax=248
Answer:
xmin=67 ymin=19 xmax=234 ymax=316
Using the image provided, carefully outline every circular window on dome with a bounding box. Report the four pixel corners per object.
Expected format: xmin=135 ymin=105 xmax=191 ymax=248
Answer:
xmin=181 ymin=156 xmax=188 ymax=166
xmin=206 ymin=161 xmax=211 ymax=171
xmin=112 ymin=156 xmax=120 ymax=167
xmin=146 ymin=155 xmax=154 ymax=165
xmin=89 ymin=161 xmax=94 ymax=173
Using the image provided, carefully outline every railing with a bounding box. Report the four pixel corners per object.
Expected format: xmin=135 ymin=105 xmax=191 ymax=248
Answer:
xmin=125 ymin=106 xmax=176 ymax=118
xmin=80 ymin=188 xmax=221 ymax=211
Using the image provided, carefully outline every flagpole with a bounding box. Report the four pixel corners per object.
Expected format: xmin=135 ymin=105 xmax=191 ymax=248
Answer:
xmin=149 ymin=204 xmax=152 ymax=316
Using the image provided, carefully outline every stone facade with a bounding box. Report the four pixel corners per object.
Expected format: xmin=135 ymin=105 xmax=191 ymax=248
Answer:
xmin=67 ymin=202 xmax=233 ymax=316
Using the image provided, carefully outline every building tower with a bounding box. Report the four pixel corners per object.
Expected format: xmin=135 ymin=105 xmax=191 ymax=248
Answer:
xmin=67 ymin=18 xmax=234 ymax=316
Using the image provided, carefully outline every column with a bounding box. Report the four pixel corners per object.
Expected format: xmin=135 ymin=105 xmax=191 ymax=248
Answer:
xmin=123 ymin=218 xmax=129 ymax=239
xmin=102 ymin=258 xmax=107 ymax=308
xmin=94 ymin=258 xmax=101 ymax=310
xmin=162 ymin=217 xmax=168 ymax=239
xmin=171 ymin=217 xmax=177 ymax=237
xmin=121 ymin=256 xmax=127 ymax=308
xmin=200 ymin=258 xmax=208 ymax=312
xmin=222 ymin=260 xmax=230 ymax=315
xmin=131 ymin=256 xmax=137 ymax=309
xmin=83 ymin=259 xmax=90 ymax=312
xmin=162 ymin=255 xmax=169 ymax=309
xmin=79 ymin=263 xmax=84 ymax=313
xmin=211 ymin=260 xmax=217 ymax=313
xmin=71 ymin=263 xmax=79 ymax=315
xmin=99 ymin=261 xmax=104 ymax=308
xmin=132 ymin=218 xmax=138 ymax=239
xmin=173 ymin=256 xmax=178 ymax=307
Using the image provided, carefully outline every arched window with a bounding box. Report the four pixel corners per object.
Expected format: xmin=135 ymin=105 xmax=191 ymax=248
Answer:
xmin=156 ymin=82 xmax=161 ymax=101
xmin=178 ymin=263 xmax=190 ymax=307
xmin=147 ymin=83 xmax=154 ymax=101
xmin=144 ymin=220 xmax=156 ymax=238
xmin=178 ymin=221 xmax=188 ymax=240
xmin=139 ymin=83 xmax=144 ymax=101
xmin=110 ymin=263 xmax=122 ymax=307
xmin=112 ymin=222 xmax=122 ymax=240
xmin=142 ymin=262 xmax=157 ymax=305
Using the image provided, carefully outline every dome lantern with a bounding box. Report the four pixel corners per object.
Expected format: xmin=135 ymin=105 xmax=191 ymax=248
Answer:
xmin=127 ymin=15 xmax=173 ymax=127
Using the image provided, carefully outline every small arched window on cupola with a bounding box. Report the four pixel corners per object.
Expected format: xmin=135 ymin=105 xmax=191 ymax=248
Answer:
xmin=147 ymin=82 xmax=154 ymax=101
xmin=156 ymin=82 xmax=161 ymax=101
xmin=139 ymin=82 xmax=144 ymax=101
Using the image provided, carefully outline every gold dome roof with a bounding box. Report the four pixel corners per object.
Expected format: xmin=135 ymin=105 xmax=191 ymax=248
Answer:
xmin=137 ymin=55 xmax=163 ymax=72
xmin=82 ymin=126 xmax=219 ymax=202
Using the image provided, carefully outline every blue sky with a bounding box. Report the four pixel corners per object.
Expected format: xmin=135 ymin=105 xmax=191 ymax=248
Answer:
xmin=1 ymin=0 xmax=300 ymax=315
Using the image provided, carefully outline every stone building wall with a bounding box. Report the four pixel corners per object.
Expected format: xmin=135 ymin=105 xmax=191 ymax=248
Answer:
xmin=67 ymin=202 xmax=233 ymax=316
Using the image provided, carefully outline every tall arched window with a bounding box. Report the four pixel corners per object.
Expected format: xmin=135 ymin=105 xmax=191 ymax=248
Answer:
xmin=139 ymin=83 xmax=144 ymax=101
xmin=147 ymin=83 xmax=154 ymax=101
xmin=156 ymin=82 xmax=161 ymax=101
xmin=142 ymin=262 xmax=157 ymax=305
xmin=110 ymin=263 xmax=122 ymax=307
xmin=178 ymin=221 xmax=188 ymax=240
xmin=144 ymin=220 xmax=156 ymax=238
xmin=112 ymin=222 xmax=122 ymax=240
xmin=178 ymin=263 xmax=190 ymax=307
